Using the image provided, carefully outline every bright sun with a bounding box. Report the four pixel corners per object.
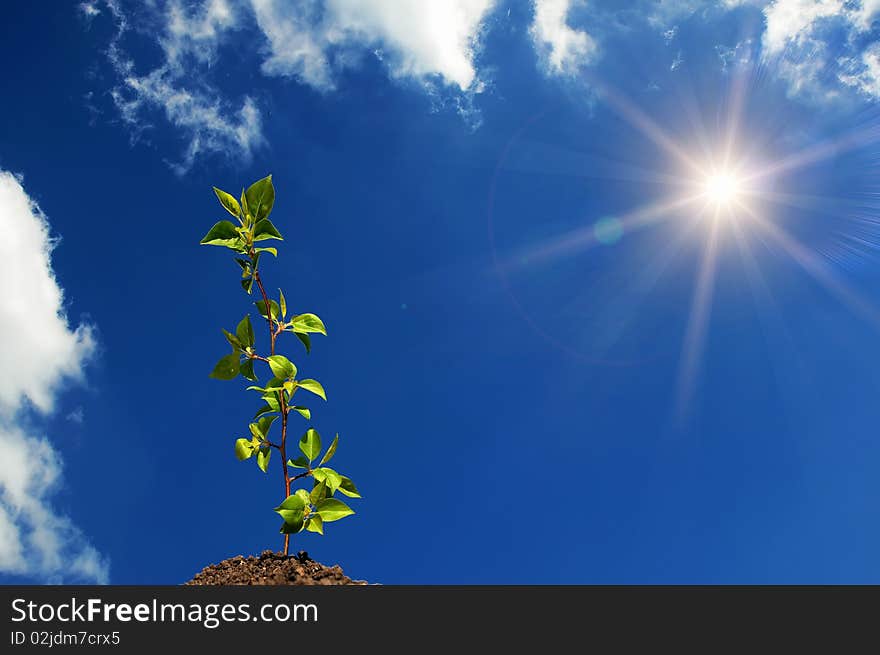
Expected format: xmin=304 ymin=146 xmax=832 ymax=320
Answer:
xmin=703 ymin=172 xmax=742 ymax=207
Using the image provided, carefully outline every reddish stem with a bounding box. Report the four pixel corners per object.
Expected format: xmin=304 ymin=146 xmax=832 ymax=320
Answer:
xmin=251 ymin=253 xmax=292 ymax=556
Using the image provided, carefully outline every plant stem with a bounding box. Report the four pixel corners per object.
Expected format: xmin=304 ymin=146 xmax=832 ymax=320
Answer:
xmin=279 ymin=393 xmax=290 ymax=555
xmin=252 ymin=268 xmax=276 ymax=355
xmin=252 ymin=255 xmax=292 ymax=556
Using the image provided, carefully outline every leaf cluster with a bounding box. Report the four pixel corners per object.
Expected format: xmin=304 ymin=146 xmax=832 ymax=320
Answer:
xmin=277 ymin=431 xmax=359 ymax=535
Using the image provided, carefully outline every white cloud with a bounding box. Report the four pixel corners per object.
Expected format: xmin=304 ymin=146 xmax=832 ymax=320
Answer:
xmin=250 ymin=0 xmax=336 ymax=89
xmin=66 ymin=407 xmax=85 ymax=424
xmin=759 ymin=0 xmax=880 ymax=101
xmin=110 ymin=63 xmax=263 ymax=175
xmin=530 ymin=0 xmax=597 ymax=75
xmin=79 ymin=2 xmax=100 ymax=19
xmin=716 ymin=38 xmax=755 ymax=72
xmin=0 ymin=171 xmax=107 ymax=584
xmin=99 ymin=0 xmax=263 ymax=174
xmin=163 ymin=0 xmax=236 ymax=67
xmin=251 ymin=0 xmax=496 ymax=90
xmin=762 ymin=0 xmax=844 ymax=56
xmin=0 ymin=176 xmax=94 ymax=414
xmin=853 ymin=0 xmax=880 ymax=30
xmin=839 ymin=43 xmax=880 ymax=98
xmin=94 ymin=0 xmax=496 ymax=169
xmin=328 ymin=0 xmax=494 ymax=89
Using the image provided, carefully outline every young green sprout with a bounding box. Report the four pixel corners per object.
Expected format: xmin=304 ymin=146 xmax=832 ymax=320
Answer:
xmin=201 ymin=174 xmax=360 ymax=555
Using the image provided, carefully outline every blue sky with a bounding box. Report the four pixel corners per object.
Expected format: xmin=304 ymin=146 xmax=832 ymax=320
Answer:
xmin=1 ymin=0 xmax=880 ymax=584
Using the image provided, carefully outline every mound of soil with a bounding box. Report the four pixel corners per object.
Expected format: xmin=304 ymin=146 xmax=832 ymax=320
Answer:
xmin=185 ymin=550 xmax=367 ymax=586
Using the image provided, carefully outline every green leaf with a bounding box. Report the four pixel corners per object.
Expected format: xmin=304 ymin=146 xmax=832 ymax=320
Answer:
xmin=314 ymin=467 xmax=341 ymax=493
xmin=234 ymin=438 xmax=254 ymax=461
xmin=263 ymin=377 xmax=285 ymax=391
xmin=279 ymin=518 xmax=304 ymax=534
xmin=200 ymin=220 xmax=240 ymax=246
xmin=305 ymin=514 xmax=324 ymax=535
xmin=275 ymin=493 xmax=305 ymax=532
xmin=253 ymin=404 xmax=275 ymax=419
xmin=245 ymin=175 xmax=275 ymax=222
xmin=287 ymin=456 xmax=309 ymax=469
xmin=294 ymin=489 xmax=311 ymax=506
xmin=315 ymin=498 xmax=354 ymax=522
xmin=276 ymin=494 xmax=306 ymax=512
xmin=337 ymin=476 xmax=361 ymax=498
xmin=279 ymin=289 xmax=287 ymax=319
xmin=318 ymin=434 xmax=339 ymax=466
xmin=255 ymin=247 xmax=277 ymax=257
xmin=299 ymin=428 xmax=322 ymax=462
xmin=255 ymin=299 xmax=281 ymax=321
xmin=293 ymin=332 xmax=311 ymax=354
xmin=253 ymin=219 xmax=283 ymax=241
xmin=236 ymin=315 xmax=254 ymax=348
xmin=240 ymin=188 xmax=249 ymax=223
xmin=257 ymin=415 xmax=278 ymax=437
xmin=289 ymin=313 xmax=327 ymax=335
xmin=267 ymin=355 xmax=296 ymax=379
xmin=291 ymin=406 xmax=311 ymax=420
xmin=276 ymin=508 xmax=304 ymax=527
xmin=213 ymin=187 xmax=241 ymax=220
xmin=262 ymin=395 xmax=281 ymax=412
xmin=240 ymin=358 xmax=256 ymax=382
xmin=297 ymin=379 xmax=326 ymax=401
xmin=256 ymin=446 xmax=271 ymax=473
xmin=209 ymin=353 xmax=240 ymax=380
xmin=222 ymin=329 xmax=241 ymax=350
xmin=310 ymin=481 xmax=329 ymax=504
xmin=241 ymin=277 xmax=255 ymax=294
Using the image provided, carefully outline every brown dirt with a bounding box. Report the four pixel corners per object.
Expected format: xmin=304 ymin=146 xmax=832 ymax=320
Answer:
xmin=185 ymin=550 xmax=368 ymax=585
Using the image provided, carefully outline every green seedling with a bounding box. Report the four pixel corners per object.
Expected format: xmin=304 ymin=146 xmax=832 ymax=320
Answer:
xmin=201 ymin=174 xmax=360 ymax=555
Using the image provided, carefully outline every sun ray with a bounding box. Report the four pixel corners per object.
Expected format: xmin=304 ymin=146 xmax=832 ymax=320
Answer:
xmin=499 ymin=193 xmax=703 ymax=274
xmin=728 ymin=212 xmax=811 ymax=410
xmin=743 ymin=123 xmax=880 ymax=184
xmin=722 ymin=68 xmax=750 ymax=171
xmin=739 ymin=203 xmax=880 ymax=328
xmin=589 ymin=79 xmax=706 ymax=176
xmin=675 ymin=206 xmax=723 ymax=421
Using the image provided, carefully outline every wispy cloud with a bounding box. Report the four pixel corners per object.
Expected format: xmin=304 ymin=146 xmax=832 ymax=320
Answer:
xmin=89 ymin=0 xmax=497 ymax=170
xmin=760 ymin=0 xmax=880 ymax=101
xmin=628 ymin=0 xmax=880 ymax=103
xmin=529 ymin=0 xmax=597 ymax=76
xmin=78 ymin=1 xmax=101 ymax=20
xmin=0 ymin=171 xmax=107 ymax=584
xmin=94 ymin=0 xmax=263 ymax=174
xmin=65 ymin=407 xmax=85 ymax=425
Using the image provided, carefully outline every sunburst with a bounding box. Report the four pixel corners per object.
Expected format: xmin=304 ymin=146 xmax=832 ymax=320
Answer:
xmin=489 ymin=63 xmax=880 ymax=422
